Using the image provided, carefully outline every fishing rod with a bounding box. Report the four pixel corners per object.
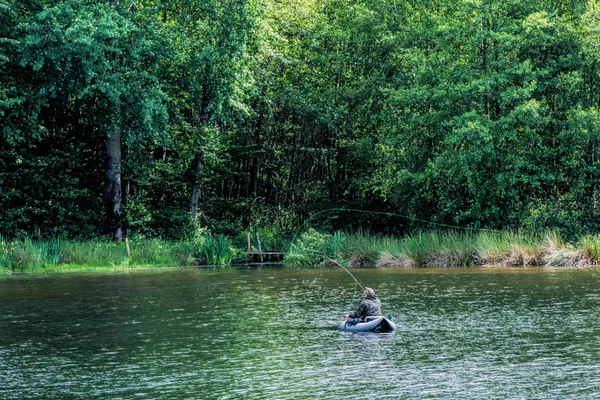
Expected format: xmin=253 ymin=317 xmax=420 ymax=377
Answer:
xmin=287 ymin=207 xmax=492 ymax=307
xmin=287 ymin=207 xmax=493 ymax=318
xmin=296 ymin=252 xmax=365 ymax=310
xmin=296 ymin=251 xmax=398 ymax=324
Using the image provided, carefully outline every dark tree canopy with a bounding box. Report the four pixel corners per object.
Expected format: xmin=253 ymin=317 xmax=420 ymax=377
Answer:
xmin=1 ymin=0 xmax=599 ymax=240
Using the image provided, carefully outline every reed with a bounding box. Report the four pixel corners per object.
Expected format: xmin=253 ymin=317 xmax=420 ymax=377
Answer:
xmin=173 ymin=241 xmax=199 ymax=266
xmin=330 ymin=229 xmax=600 ymax=268
xmin=11 ymin=238 xmax=45 ymax=271
xmin=0 ymin=236 xmax=15 ymax=272
xmin=325 ymin=231 xmax=345 ymax=259
xmin=375 ymin=231 xmax=477 ymax=268
xmin=577 ymin=234 xmax=600 ymax=263
xmin=2 ymin=228 xmax=600 ymax=273
xmin=0 ymin=238 xmax=189 ymax=272
xmin=339 ymin=230 xmax=380 ymax=267
xmin=129 ymin=239 xmax=179 ymax=266
xmin=541 ymin=232 xmax=591 ymax=268
xmin=201 ymin=234 xmax=235 ymax=266
xmin=474 ymin=231 xmax=542 ymax=267
xmin=59 ymin=240 xmax=128 ymax=267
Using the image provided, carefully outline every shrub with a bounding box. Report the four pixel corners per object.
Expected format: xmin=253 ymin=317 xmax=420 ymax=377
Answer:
xmin=286 ymin=228 xmax=330 ymax=268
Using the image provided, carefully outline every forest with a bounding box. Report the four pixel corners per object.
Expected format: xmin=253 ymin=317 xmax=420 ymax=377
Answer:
xmin=2 ymin=0 xmax=600 ymax=244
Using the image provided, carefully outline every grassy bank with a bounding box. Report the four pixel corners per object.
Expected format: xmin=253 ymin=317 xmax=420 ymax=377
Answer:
xmin=0 ymin=234 xmax=246 ymax=274
xmin=3 ymin=229 xmax=600 ymax=274
xmin=287 ymin=229 xmax=600 ymax=268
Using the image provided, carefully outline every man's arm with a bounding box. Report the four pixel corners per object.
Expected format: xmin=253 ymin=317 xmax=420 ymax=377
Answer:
xmin=348 ymin=302 xmax=366 ymax=319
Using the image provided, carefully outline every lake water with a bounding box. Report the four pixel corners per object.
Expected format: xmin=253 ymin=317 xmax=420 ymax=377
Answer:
xmin=1 ymin=267 xmax=600 ymax=399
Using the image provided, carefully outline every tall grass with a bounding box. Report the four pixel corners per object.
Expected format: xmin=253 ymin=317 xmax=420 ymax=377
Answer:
xmin=0 ymin=236 xmax=15 ymax=273
xmin=339 ymin=230 xmax=380 ymax=267
xmin=373 ymin=231 xmax=477 ymax=268
xmin=0 ymin=238 xmax=186 ymax=272
xmin=475 ymin=231 xmax=542 ymax=267
xmin=579 ymin=234 xmax=600 ymax=263
xmin=335 ymin=229 xmax=600 ymax=268
xmin=3 ymin=228 xmax=600 ymax=273
xmin=201 ymin=234 xmax=235 ymax=266
xmin=129 ymin=239 xmax=179 ymax=266
xmin=59 ymin=240 xmax=129 ymax=267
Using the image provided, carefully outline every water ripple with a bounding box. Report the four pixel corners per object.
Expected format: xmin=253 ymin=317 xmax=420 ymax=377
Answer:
xmin=1 ymin=268 xmax=600 ymax=398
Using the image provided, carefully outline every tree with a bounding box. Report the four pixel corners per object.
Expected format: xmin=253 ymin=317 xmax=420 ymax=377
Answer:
xmin=2 ymin=0 xmax=168 ymax=239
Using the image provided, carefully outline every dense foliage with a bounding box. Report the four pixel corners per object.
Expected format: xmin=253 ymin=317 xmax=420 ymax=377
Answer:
xmin=2 ymin=0 xmax=600 ymax=240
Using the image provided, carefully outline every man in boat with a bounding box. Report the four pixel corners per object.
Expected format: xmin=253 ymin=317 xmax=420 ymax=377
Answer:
xmin=345 ymin=287 xmax=382 ymax=324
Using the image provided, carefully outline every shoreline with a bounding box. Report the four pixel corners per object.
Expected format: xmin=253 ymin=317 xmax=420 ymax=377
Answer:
xmin=3 ymin=229 xmax=600 ymax=274
xmin=2 ymin=262 xmax=599 ymax=278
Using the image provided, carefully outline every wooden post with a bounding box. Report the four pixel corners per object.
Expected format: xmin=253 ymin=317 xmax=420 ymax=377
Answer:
xmin=256 ymin=232 xmax=263 ymax=263
xmin=125 ymin=237 xmax=131 ymax=257
xmin=247 ymin=232 xmax=251 ymax=252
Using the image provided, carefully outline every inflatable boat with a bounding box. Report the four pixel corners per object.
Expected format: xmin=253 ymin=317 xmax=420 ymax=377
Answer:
xmin=338 ymin=316 xmax=396 ymax=333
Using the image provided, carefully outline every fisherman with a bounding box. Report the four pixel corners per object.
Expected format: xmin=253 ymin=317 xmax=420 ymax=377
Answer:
xmin=345 ymin=287 xmax=382 ymax=323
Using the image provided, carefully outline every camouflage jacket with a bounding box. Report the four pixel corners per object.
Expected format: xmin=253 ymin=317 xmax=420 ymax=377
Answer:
xmin=348 ymin=294 xmax=382 ymax=320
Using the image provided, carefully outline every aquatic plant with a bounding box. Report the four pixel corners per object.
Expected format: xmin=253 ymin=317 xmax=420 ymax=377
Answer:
xmin=325 ymin=231 xmax=345 ymax=259
xmin=373 ymin=231 xmax=477 ymax=268
xmin=129 ymin=239 xmax=179 ymax=266
xmin=376 ymin=252 xmax=417 ymax=268
xmin=578 ymin=234 xmax=600 ymax=263
xmin=541 ymin=232 xmax=591 ymax=268
xmin=339 ymin=230 xmax=380 ymax=267
xmin=57 ymin=240 xmax=127 ymax=267
xmin=173 ymin=241 xmax=198 ymax=266
xmin=1 ymin=238 xmax=192 ymax=271
xmin=201 ymin=234 xmax=235 ymax=266
xmin=0 ymin=237 xmax=15 ymax=273
xmin=288 ymin=228 xmax=600 ymax=269
xmin=11 ymin=238 xmax=46 ymax=271
xmin=474 ymin=231 xmax=542 ymax=267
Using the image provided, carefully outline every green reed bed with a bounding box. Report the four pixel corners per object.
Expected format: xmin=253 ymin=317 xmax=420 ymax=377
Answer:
xmin=357 ymin=231 xmax=477 ymax=268
xmin=289 ymin=229 xmax=600 ymax=268
xmin=474 ymin=231 xmax=544 ymax=267
xmin=201 ymin=233 xmax=239 ymax=267
xmin=338 ymin=230 xmax=380 ymax=267
xmin=4 ymin=230 xmax=600 ymax=274
xmin=0 ymin=237 xmax=200 ymax=273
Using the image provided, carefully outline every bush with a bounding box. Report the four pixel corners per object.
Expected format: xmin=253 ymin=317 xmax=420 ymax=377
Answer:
xmin=286 ymin=228 xmax=330 ymax=268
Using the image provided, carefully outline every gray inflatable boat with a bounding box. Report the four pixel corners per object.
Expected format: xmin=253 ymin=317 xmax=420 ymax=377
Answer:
xmin=338 ymin=316 xmax=396 ymax=333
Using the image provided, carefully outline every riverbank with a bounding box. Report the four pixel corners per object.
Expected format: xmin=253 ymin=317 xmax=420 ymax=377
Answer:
xmin=289 ymin=229 xmax=600 ymax=269
xmin=2 ymin=229 xmax=600 ymax=274
xmin=0 ymin=238 xmax=197 ymax=274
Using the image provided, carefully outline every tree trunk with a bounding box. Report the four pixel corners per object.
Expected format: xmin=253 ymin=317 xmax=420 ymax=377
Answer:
xmin=158 ymin=147 xmax=167 ymax=206
xmin=189 ymin=152 xmax=204 ymax=223
xmin=104 ymin=130 xmax=123 ymax=241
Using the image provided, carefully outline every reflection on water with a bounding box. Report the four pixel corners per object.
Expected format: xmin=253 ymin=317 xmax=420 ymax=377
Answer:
xmin=1 ymin=267 xmax=600 ymax=399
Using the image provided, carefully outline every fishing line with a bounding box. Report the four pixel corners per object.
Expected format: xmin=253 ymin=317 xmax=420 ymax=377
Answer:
xmin=301 ymin=252 xmax=364 ymax=292
xmin=299 ymin=252 xmax=364 ymax=310
xmin=287 ymin=207 xmax=493 ymax=314
xmin=288 ymin=208 xmax=491 ymax=307
xmin=289 ymin=207 xmax=493 ymax=255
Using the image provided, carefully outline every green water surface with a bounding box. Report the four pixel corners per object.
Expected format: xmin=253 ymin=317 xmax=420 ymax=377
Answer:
xmin=1 ymin=267 xmax=600 ymax=399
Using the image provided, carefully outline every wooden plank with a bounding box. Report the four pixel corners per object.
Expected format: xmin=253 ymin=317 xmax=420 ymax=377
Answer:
xmin=246 ymin=251 xmax=286 ymax=255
